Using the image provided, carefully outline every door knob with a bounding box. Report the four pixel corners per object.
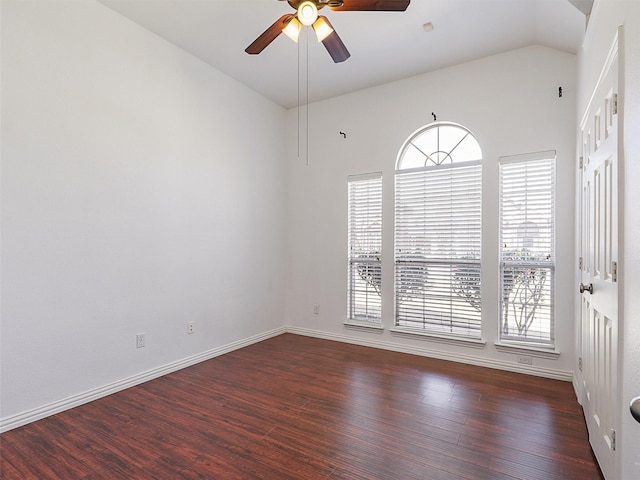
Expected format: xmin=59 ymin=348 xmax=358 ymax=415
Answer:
xmin=579 ymin=283 xmax=594 ymax=294
xmin=631 ymin=397 xmax=640 ymax=424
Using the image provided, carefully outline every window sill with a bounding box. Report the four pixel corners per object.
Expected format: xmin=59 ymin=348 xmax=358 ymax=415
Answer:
xmin=494 ymin=342 xmax=560 ymax=360
xmin=343 ymin=321 xmax=384 ymax=333
xmin=389 ymin=327 xmax=486 ymax=349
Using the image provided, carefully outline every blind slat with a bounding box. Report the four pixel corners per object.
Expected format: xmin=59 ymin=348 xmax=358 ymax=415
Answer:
xmin=395 ymin=162 xmax=482 ymax=338
xmin=348 ymin=175 xmax=383 ymax=323
xmin=499 ymin=156 xmax=555 ymax=345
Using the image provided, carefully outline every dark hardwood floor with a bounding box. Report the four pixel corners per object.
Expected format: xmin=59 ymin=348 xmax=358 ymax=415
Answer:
xmin=1 ymin=334 xmax=604 ymax=479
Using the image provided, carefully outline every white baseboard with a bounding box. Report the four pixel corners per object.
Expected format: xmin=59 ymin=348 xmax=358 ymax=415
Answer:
xmin=1 ymin=324 xmax=573 ymax=433
xmin=0 ymin=326 xmax=286 ymax=433
xmin=285 ymin=326 xmax=573 ymax=382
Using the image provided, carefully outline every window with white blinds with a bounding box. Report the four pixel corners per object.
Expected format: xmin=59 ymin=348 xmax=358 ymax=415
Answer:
xmin=348 ymin=173 xmax=382 ymax=323
xmin=499 ymin=152 xmax=555 ymax=346
xmin=394 ymin=123 xmax=482 ymax=338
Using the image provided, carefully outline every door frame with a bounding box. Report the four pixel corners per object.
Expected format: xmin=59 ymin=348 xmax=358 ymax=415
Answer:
xmin=575 ymin=26 xmax=623 ymax=480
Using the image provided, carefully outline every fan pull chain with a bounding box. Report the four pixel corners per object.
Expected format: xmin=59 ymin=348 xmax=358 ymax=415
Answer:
xmin=306 ymin=26 xmax=309 ymax=167
xmin=295 ymin=28 xmax=310 ymax=166
xmin=297 ymin=32 xmax=300 ymax=159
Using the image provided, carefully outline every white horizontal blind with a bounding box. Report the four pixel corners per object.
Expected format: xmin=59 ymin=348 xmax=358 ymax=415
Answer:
xmin=348 ymin=173 xmax=382 ymax=322
xmin=499 ymin=153 xmax=555 ymax=345
xmin=394 ymin=163 xmax=482 ymax=337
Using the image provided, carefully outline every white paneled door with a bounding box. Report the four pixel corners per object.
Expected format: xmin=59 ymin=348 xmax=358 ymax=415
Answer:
xmin=579 ymin=33 xmax=620 ymax=480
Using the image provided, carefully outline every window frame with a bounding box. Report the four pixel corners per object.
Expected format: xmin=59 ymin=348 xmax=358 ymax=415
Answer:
xmin=347 ymin=172 xmax=383 ymax=324
xmin=393 ymin=122 xmax=483 ymax=339
xmin=498 ymin=151 xmax=556 ymax=347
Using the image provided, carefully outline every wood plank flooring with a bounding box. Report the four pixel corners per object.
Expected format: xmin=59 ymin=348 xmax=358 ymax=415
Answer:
xmin=1 ymin=334 xmax=604 ymax=479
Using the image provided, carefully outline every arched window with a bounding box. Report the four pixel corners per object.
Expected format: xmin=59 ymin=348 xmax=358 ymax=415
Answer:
xmin=394 ymin=122 xmax=482 ymax=338
xmin=396 ymin=122 xmax=482 ymax=170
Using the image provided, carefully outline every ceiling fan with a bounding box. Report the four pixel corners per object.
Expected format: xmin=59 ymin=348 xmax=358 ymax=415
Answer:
xmin=245 ymin=0 xmax=411 ymax=63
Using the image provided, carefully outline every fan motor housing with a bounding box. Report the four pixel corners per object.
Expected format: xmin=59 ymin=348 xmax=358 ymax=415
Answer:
xmin=286 ymin=0 xmax=344 ymax=9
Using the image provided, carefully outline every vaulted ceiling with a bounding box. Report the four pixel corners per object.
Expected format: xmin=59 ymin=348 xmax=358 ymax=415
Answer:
xmin=98 ymin=0 xmax=586 ymax=108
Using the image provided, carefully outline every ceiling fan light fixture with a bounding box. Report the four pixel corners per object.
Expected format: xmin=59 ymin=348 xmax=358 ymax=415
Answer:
xmin=298 ymin=1 xmax=318 ymax=26
xmin=312 ymin=17 xmax=334 ymax=42
xmin=282 ymin=16 xmax=302 ymax=42
xmin=246 ymin=0 xmax=410 ymax=63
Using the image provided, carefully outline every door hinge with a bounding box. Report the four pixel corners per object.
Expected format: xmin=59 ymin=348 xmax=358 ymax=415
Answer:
xmin=579 ymin=257 xmax=584 ymax=270
xmin=612 ymin=261 xmax=618 ymax=282
xmin=612 ymin=94 xmax=618 ymax=115
xmin=579 ymin=156 xmax=584 ymax=169
xmin=610 ymin=429 xmax=616 ymax=451
xmin=578 ymin=356 xmax=583 ymax=372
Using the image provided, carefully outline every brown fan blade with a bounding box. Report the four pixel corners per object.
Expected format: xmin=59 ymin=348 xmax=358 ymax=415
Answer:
xmin=319 ymin=17 xmax=350 ymax=63
xmin=330 ymin=0 xmax=410 ymax=11
xmin=245 ymin=15 xmax=293 ymax=55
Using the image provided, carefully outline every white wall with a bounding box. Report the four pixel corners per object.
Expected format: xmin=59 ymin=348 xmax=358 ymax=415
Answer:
xmin=0 ymin=0 xmax=287 ymax=428
xmin=285 ymin=45 xmax=577 ymax=377
xmin=577 ymin=1 xmax=640 ymax=478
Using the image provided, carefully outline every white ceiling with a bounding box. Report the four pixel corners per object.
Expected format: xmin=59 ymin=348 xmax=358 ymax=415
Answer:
xmin=98 ymin=0 xmax=586 ymax=109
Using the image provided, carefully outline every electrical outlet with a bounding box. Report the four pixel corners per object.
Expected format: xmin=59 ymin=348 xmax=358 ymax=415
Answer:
xmin=517 ymin=355 xmax=533 ymax=365
xmin=136 ymin=333 xmax=146 ymax=348
xmin=313 ymin=304 xmax=320 ymax=315
xmin=187 ymin=321 xmax=195 ymax=334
